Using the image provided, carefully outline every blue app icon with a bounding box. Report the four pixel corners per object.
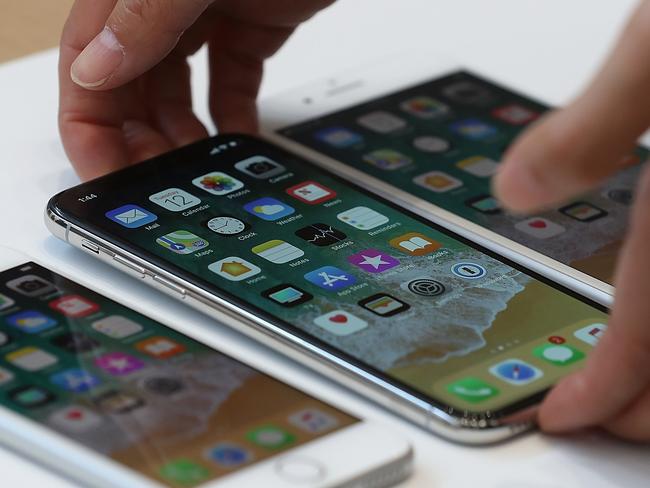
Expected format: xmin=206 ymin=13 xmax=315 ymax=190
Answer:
xmin=206 ymin=443 xmax=252 ymax=467
xmin=489 ymin=359 xmax=543 ymax=386
xmin=304 ymin=266 xmax=357 ymax=291
xmin=314 ymin=127 xmax=363 ymax=148
xmin=6 ymin=311 xmax=57 ymax=333
xmin=106 ymin=204 xmax=158 ymax=229
xmin=50 ymin=368 xmax=101 ymax=393
xmin=244 ymin=198 xmax=295 ymax=221
xmin=450 ymin=118 xmax=497 ymax=140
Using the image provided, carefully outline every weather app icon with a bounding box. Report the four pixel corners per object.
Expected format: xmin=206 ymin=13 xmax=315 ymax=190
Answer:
xmin=244 ymin=198 xmax=295 ymax=221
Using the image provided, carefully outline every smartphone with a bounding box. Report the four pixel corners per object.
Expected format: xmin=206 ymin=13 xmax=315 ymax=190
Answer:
xmin=0 ymin=248 xmax=412 ymax=488
xmin=47 ymin=134 xmax=610 ymax=444
xmin=259 ymin=53 xmax=649 ymax=295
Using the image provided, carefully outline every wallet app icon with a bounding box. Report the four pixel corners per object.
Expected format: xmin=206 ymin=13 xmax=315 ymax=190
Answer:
xmin=106 ymin=204 xmax=157 ymax=229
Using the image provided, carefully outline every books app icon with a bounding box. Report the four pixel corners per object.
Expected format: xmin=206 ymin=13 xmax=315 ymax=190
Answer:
xmin=389 ymin=233 xmax=442 ymax=256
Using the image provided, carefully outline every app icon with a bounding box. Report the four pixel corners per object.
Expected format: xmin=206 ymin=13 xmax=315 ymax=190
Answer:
xmin=515 ymin=218 xmax=566 ymax=239
xmin=606 ymin=188 xmax=633 ymax=206
xmin=149 ymin=188 xmax=201 ymax=212
xmin=7 ymin=347 xmax=58 ymax=371
xmin=412 ymin=136 xmax=451 ymax=153
xmin=337 ymin=207 xmax=389 ymax=230
xmin=451 ymin=262 xmax=487 ymax=280
xmin=206 ymin=216 xmax=249 ymax=236
xmin=136 ymin=336 xmax=186 ymax=359
xmin=574 ymin=323 xmax=608 ymax=346
xmin=49 ymin=405 xmax=103 ymax=433
xmin=533 ymin=343 xmax=585 ymax=366
xmin=246 ymin=425 xmax=296 ymax=450
xmin=492 ymin=104 xmax=538 ymax=125
xmin=94 ymin=390 xmax=144 ymax=414
xmin=456 ymin=156 xmax=499 ymax=178
xmin=357 ymin=111 xmax=407 ymax=134
xmin=52 ymin=332 xmax=100 ymax=353
xmin=263 ymin=284 xmax=313 ymax=307
xmin=156 ymin=230 xmax=209 ymax=254
xmin=400 ymin=96 xmax=449 ymax=119
xmin=92 ymin=315 xmax=143 ymax=339
xmin=304 ymin=266 xmax=356 ymax=291
xmin=446 ymin=377 xmax=499 ymax=404
xmin=288 ymin=408 xmax=339 ymax=433
xmin=286 ymin=181 xmax=337 ymax=204
xmin=401 ymin=278 xmax=446 ymax=297
xmin=234 ymin=155 xmax=286 ymax=179
xmin=359 ymin=294 xmax=410 ymax=317
xmin=50 ymin=368 xmax=101 ymax=393
xmin=347 ymin=248 xmax=400 ymax=273
xmin=49 ymin=295 xmax=100 ymax=318
xmin=143 ymin=376 xmax=185 ymax=396
xmin=205 ymin=444 xmax=253 ymax=468
xmin=6 ymin=311 xmax=57 ymax=333
xmin=413 ymin=171 xmax=463 ymax=193
xmin=559 ymin=202 xmax=608 ymax=222
xmin=362 ymin=149 xmax=412 ymax=170
xmin=450 ymin=119 xmax=498 ymax=140
xmin=252 ymin=240 xmax=304 ymax=264
xmin=314 ymin=127 xmax=363 ymax=148
xmin=208 ymin=257 xmax=261 ymax=281
xmin=0 ymin=293 xmax=15 ymax=311
xmin=244 ymin=197 xmax=295 ymax=221
xmin=6 ymin=275 xmax=56 ymax=297
xmin=314 ymin=310 xmax=368 ymax=336
xmin=106 ymin=204 xmax=157 ymax=229
xmin=489 ymin=359 xmax=543 ymax=385
xmin=466 ymin=195 xmax=501 ymax=214
xmin=9 ymin=386 xmax=55 ymax=408
xmin=389 ymin=232 xmax=442 ymax=256
xmin=0 ymin=331 xmax=9 ymax=347
xmin=192 ymin=172 xmax=244 ymax=195
xmin=160 ymin=460 xmax=211 ymax=486
xmin=295 ymin=223 xmax=347 ymax=246
xmin=442 ymin=81 xmax=493 ymax=105
xmin=94 ymin=352 xmax=145 ymax=376
xmin=0 ymin=367 xmax=15 ymax=386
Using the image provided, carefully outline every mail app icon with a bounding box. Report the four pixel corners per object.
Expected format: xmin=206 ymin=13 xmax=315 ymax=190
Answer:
xmin=106 ymin=204 xmax=158 ymax=228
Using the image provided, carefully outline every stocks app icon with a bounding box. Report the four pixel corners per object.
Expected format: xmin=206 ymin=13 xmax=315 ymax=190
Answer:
xmin=295 ymin=223 xmax=347 ymax=247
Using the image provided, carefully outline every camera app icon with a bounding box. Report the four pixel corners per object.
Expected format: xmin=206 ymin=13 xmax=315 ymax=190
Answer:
xmin=6 ymin=275 xmax=57 ymax=297
xmin=234 ymin=156 xmax=286 ymax=179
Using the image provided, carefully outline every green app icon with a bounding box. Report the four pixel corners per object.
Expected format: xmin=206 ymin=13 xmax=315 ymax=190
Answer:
xmin=156 ymin=230 xmax=209 ymax=255
xmin=160 ymin=459 xmax=210 ymax=486
xmin=446 ymin=377 xmax=499 ymax=404
xmin=534 ymin=343 xmax=584 ymax=366
xmin=246 ymin=425 xmax=296 ymax=450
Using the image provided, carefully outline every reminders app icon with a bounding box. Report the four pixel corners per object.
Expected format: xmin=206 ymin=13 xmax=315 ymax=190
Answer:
xmin=106 ymin=205 xmax=157 ymax=229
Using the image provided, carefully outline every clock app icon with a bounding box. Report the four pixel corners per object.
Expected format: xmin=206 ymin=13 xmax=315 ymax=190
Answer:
xmin=206 ymin=216 xmax=249 ymax=236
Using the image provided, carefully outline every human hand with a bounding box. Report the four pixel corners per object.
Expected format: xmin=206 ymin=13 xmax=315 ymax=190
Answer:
xmin=59 ymin=0 xmax=334 ymax=180
xmin=494 ymin=1 xmax=650 ymax=441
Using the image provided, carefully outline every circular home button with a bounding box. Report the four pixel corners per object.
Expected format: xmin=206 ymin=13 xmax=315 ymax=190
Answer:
xmin=275 ymin=457 xmax=326 ymax=484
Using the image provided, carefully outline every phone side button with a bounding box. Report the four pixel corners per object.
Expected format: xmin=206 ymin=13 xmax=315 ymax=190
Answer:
xmin=152 ymin=275 xmax=186 ymax=298
xmin=113 ymin=255 xmax=146 ymax=278
xmin=274 ymin=457 xmax=326 ymax=484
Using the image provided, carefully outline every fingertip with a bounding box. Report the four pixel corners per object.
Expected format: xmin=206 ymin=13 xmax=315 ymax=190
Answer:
xmin=492 ymin=158 xmax=550 ymax=213
xmin=538 ymin=373 xmax=590 ymax=433
xmin=70 ymin=27 xmax=124 ymax=89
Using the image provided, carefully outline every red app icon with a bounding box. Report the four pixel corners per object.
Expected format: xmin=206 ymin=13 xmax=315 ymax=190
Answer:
xmin=286 ymin=181 xmax=337 ymax=205
xmin=49 ymin=295 xmax=100 ymax=318
xmin=492 ymin=104 xmax=538 ymax=125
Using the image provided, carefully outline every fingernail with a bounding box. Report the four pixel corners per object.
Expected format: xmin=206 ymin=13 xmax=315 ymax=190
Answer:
xmin=71 ymin=27 xmax=124 ymax=88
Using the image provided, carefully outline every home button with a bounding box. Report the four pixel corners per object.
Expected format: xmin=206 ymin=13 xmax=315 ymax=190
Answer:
xmin=275 ymin=457 xmax=326 ymax=484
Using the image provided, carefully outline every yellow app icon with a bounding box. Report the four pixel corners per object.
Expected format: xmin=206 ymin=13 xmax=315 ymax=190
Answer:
xmin=208 ymin=257 xmax=261 ymax=281
xmin=412 ymin=171 xmax=463 ymax=193
xmin=456 ymin=156 xmax=499 ymax=178
xmin=389 ymin=233 xmax=442 ymax=256
xmin=252 ymin=240 xmax=304 ymax=264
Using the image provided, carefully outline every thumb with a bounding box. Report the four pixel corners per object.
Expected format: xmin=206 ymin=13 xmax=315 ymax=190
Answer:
xmin=70 ymin=0 xmax=214 ymax=89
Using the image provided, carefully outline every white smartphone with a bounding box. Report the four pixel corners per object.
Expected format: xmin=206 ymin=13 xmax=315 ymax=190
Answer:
xmin=259 ymin=52 xmax=649 ymax=296
xmin=0 ymin=247 xmax=412 ymax=488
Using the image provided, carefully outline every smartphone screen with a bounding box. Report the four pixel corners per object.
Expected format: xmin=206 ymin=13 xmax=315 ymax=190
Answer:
xmin=51 ymin=135 xmax=608 ymax=421
xmin=276 ymin=71 xmax=649 ymax=285
xmin=0 ymin=262 xmax=357 ymax=487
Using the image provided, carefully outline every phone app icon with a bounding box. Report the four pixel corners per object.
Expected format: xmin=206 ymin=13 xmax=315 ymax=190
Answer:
xmin=92 ymin=315 xmax=143 ymax=339
xmin=6 ymin=275 xmax=56 ymax=297
xmin=0 ymin=367 xmax=15 ymax=386
xmin=156 ymin=230 xmax=209 ymax=255
xmin=337 ymin=206 xmax=389 ymax=230
xmin=359 ymin=294 xmax=410 ymax=317
xmin=456 ymin=156 xmax=499 ymax=178
xmin=49 ymin=405 xmax=103 ymax=433
xmin=451 ymin=262 xmax=487 ymax=280
xmin=50 ymin=368 xmax=101 ymax=393
xmin=49 ymin=295 xmax=100 ymax=318
xmin=0 ymin=293 xmax=15 ymax=311
xmin=94 ymin=390 xmax=145 ymax=414
xmin=160 ymin=460 xmax=211 ymax=486
xmin=192 ymin=171 xmax=244 ymax=195
xmin=314 ymin=127 xmax=363 ymax=148
xmin=389 ymin=232 xmax=442 ymax=256
xmin=6 ymin=310 xmax=57 ymax=333
xmin=263 ymin=284 xmax=313 ymax=307
xmin=314 ymin=310 xmax=367 ymax=336
xmin=442 ymin=81 xmax=493 ymax=105
xmin=9 ymin=385 xmax=55 ymax=408
xmin=450 ymin=119 xmax=498 ymax=140
xmin=252 ymin=240 xmax=305 ymax=264
xmin=362 ymin=149 xmax=412 ymax=170
xmin=559 ymin=202 xmax=608 ymax=222
xmin=205 ymin=444 xmax=253 ymax=468
xmin=400 ymin=96 xmax=449 ymax=119
xmin=515 ymin=217 xmax=566 ymax=239
xmin=94 ymin=352 xmax=145 ymax=376
xmin=413 ymin=171 xmax=463 ymax=193
xmin=401 ymin=278 xmax=446 ymax=297
xmin=347 ymin=249 xmax=399 ymax=274
xmin=235 ymin=155 xmax=286 ymax=179
xmin=206 ymin=216 xmax=249 ymax=236
xmin=357 ymin=111 xmax=407 ymax=134
xmin=533 ymin=343 xmax=585 ymax=366
xmin=492 ymin=104 xmax=538 ymax=125
xmin=247 ymin=425 xmax=296 ymax=450
xmin=52 ymin=332 xmax=100 ymax=353
xmin=136 ymin=336 xmax=186 ymax=359
xmin=7 ymin=347 xmax=58 ymax=371
xmin=446 ymin=377 xmax=499 ymax=404
xmin=244 ymin=197 xmax=295 ymax=221
xmin=288 ymin=408 xmax=339 ymax=433
xmin=489 ymin=359 xmax=543 ymax=385
xmin=466 ymin=194 xmax=501 ymax=214
xmin=413 ymin=136 xmax=451 ymax=154
xmin=304 ymin=266 xmax=356 ymax=291
xmin=295 ymin=223 xmax=347 ymax=247
xmin=286 ymin=181 xmax=337 ymax=204
xmin=149 ymin=188 xmax=201 ymax=212
xmin=208 ymin=257 xmax=261 ymax=281
xmin=574 ymin=323 xmax=608 ymax=346
xmin=106 ymin=204 xmax=158 ymax=229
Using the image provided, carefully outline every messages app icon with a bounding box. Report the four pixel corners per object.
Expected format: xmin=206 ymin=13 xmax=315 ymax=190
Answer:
xmin=244 ymin=198 xmax=295 ymax=221
xmin=106 ymin=204 xmax=157 ymax=229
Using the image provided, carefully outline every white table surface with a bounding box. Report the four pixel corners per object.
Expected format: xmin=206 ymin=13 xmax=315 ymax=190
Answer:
xmin=1 ymin=1 xmax=649 ymax=486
